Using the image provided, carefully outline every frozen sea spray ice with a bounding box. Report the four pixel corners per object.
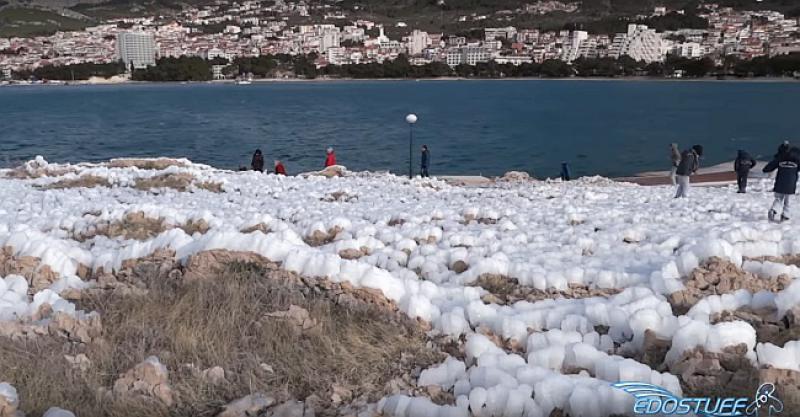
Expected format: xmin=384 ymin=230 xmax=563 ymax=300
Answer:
xmin=3 ymin=159 xmax=800 ymax=415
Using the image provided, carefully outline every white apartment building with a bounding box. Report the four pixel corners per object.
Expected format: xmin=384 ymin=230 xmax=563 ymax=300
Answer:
xmin=560 ymin=30 xmax=588 ymax=63
xmin=407 ymin=30 xmax=431 ymax=56
xmin=494 ymin=55 xmax=533 ymax=65
xmin=326 ymin=46 xmax=347 ymax=64
xmin=446 ymin=47 xmax=490 ymax=66
xmin=673 ymin=42 xmax=704 ymax=58
xmin=609 ymin=24 xmax=666 ymax=63
xmin=116 ymin=31 xmax=158 ymax=69
xmin=206 ymin=48 xmax=233 ymax=61
xmin=211 ymin=64 xmax=226 ymax=80
xmin=320 ymin=30 xmax=341 ymax=53
xmin=342 ymin=26 xmax=365 ymax=42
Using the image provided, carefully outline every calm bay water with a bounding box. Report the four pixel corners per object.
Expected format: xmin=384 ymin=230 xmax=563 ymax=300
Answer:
xmin=0 ymin=80 xmax=798 ymax=177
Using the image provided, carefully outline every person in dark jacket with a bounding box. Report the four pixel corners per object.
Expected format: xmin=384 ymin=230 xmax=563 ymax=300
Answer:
xmin=420 ymin=145 xmax=430 ymax=177
xmin=675 ymin=145 xmax=703 ymax=198
xmin=251 ymin=149 xmax=265 ymax=172
xmin=775 ymin=141 xmax=790 ymax=159
xmin=274 ymin=160 xmax=286 ymax=175
xmin=734 ymin=150 xmax=757 ymax=193
xmin=560 ymin=162 xmax=571 ymax=181
xmin=763 ymin=146 xmax=800 ymax=222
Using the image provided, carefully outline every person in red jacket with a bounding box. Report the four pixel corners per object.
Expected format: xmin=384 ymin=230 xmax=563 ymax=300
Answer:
xmin=274 ymin=160 xmax=286 ymax=175
xmin=325 ymin=147 xmax=336 ymax=167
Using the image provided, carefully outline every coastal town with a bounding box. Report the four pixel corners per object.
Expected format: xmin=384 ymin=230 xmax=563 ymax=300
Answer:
xmin=0 ymin=0 xmax=799 ymax=80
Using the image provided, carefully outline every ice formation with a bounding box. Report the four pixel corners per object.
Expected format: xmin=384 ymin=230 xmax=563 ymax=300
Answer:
xmin=2 ymin=157 xmax=800 ymax=416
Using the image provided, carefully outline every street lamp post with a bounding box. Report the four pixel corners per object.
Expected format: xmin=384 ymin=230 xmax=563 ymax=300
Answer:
xmin=405 ymin=114 xmax=418 ymax=179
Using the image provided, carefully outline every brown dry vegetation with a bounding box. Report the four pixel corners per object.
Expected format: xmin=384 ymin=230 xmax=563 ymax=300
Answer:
xmin=0 ymin=259 xmax=442 ymax=417
xmin=78 ymin=213 xmax=210 ymax=242
xmin=108 ymin=159 xmax=187 ymax=171
xmin=42 ymin=175 xmax=112 ymax=190
xmin=668 ymin=257 xmax=792 ymax=315
xmin=474 ymin=274 xmax=621 ymax=305
xmin=132 ymin=173 xmax=222 ymax=194
xmin=78 ymin=212 xmax=162 ymax=242
xmin=134 ymin=173 xmax=196 ymax=192
xmin=748 ymin=254 xmax=800 ymax=269
xmin=195 ymin=181 xmax=224 ymax=193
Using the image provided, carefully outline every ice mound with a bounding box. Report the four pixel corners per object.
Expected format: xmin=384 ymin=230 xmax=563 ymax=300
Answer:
xmin=0 ymin=275 xmax=81 ymax=321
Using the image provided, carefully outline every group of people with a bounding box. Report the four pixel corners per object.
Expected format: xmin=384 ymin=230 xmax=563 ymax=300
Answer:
xmin=248 ymin=145 xmax=433 ymax=177
xmin=249 ymin=149 xmax=287 ymax=175
xmin=249 ymin=147 xmax=338 ymax=175
xmin=669 ymin=140 xmax=800 ymax=223
xmin=246 ymin=140 xmax=799 ymax=223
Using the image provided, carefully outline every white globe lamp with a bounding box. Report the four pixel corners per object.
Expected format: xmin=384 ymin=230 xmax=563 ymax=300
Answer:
xmin=405 ymin=114 xmax=418 ymax=178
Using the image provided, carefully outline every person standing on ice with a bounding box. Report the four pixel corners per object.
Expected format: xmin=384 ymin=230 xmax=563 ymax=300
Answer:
xmin=734 ymin=149 xmax=757 ymax=193
xmin=420 ymin=145 xmax=430 ymax=177
xmin=560 ymin=162 xmax=572 ymax=181
xmin=674 ymin=145 xmax=703 ymax=198
xmin=251 ymin=149 xmax=265 ymax=173
xmin=324 ymin=147 xmax=336 ymax=167
xmin=763 ymin=146 xmax=800 ymax=223
xmin=669 ymin=143 xmax=681 ymax=185
xmin=274 ymin=160 xmax=286 ymax=175
xmin=775 ymin=140 xmax=790 ymax=159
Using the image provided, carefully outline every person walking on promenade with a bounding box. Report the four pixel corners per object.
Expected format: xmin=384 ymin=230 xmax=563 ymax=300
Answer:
xmin=251 ymin=149 xmax=265 ymax=172
xmin=324 ymin=147 xmax=336 ymax=167
xmin=670 ymin=143 xmax=681 ymax=185
xmin=560 ymin=162 xmax=572 ymax=181
xmin=763 ymin=146 xmax=800 ymax=223
xmin=420 ymin=145 xmax=430 ymax=177
xmin=274 ymin=160 xmax=286 ymax=175
xmin=674 ymin=145 xmax=703 ymax=198
xmin=734 ymin=149 xmax=757 ymax=193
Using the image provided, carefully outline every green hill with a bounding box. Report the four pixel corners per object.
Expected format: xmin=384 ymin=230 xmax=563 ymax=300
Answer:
xmin=0 ymin=7 xmax=88 ymax=37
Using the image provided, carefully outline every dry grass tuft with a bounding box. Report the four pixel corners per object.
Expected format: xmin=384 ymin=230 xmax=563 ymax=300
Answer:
xmin=474 ymin=274 xmax=621 ymax=305
xmin=132 ymin=174 xmax=223 ymax=194
xmin=179 ymin=219 xmax=210 ymax=236
xmin=0 ymin=260 xmax=441 ymax=416
xmin=43 ymin=175 xmax=112 ymax=190
xmin=77 ymin=213 xmax=211 ymax=242
xmin=134 ymin=173 xmax=196 ymax=192
xmin=195 ymin=181 xmax=223 ymax=193
xmin=240 ymin=224 xmax=270 ymax=235
xmin=108 ymin=159 xmax=187 ymax=170
xmin=78 ymin=212 xmax=167 ymax=242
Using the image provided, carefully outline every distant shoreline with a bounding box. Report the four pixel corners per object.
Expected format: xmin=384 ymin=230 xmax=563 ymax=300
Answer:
xmin=2 ymin=75 xmax=799 ymax=87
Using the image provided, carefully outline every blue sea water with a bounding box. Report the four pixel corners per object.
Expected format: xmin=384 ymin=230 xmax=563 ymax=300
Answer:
xmin=0 ymin=80 xmax=798 ymax=177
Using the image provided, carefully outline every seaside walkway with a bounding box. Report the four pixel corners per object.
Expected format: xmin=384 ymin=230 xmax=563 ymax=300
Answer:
xmin=614 ymin=171 xmax=738 ymax=186
xmin=438 ymin=160 xmax=771 ymax=187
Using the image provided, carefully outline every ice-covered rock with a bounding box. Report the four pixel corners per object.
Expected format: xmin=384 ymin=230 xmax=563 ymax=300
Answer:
xmin=43 ymin=407 xmax=75 ymax=417
xmin=0 ymin=383 xmax=20 ymax=417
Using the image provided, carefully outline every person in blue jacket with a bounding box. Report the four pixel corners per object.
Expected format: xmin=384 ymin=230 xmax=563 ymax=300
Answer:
xmin=560 ymin=162 xmax=571 ymax=181
xmin=420 ymin=145 xmax=430 ymax=177
xmin=764 ymin=146 xmax=800 ymax=223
